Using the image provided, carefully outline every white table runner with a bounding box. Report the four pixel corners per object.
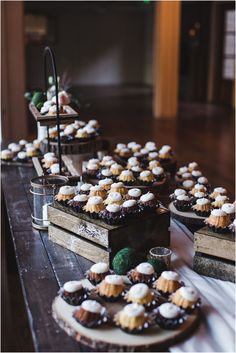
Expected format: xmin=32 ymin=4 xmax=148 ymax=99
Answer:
xmin=170 ymin=221 xmax=235 ymax=352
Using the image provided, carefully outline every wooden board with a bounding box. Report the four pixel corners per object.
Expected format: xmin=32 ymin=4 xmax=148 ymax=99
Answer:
xmin=29 ymin=102 xmax=78 ymax=126
xmin=52 ymin=293 xmax=199 ymax=352
xmin=193 ymin=252 xmax=235 ymax=283
xmin=169 ymin=202 xmax=206 ymax=228
xmin=194 ymin=226 xmax=235 ymax=262
xmin=48 ymin=224 xmax=110 ymax=264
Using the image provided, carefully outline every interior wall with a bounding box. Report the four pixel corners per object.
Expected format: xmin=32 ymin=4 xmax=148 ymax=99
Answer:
xmin=25 ymin=3 xmax=154 ymax=89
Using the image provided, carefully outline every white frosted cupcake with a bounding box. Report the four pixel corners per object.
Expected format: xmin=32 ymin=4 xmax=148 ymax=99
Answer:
xmin=128 ymin=262 xmax=156 ymax=285
xmin=148 ymin=160 xmax=161 ymax=170
xmin=182 ymin=179 xmax=195 ymax=191
xmin=126 ymin=188 xmax=142 ymax=201
xmin=139 ymin=192 xmax=157 ymax=212
xmin=79 ymin=183 xmax=93 ymax=195
xmin=114 ymin=303 xmax=149 ymax=333
xmin=152 ymin=166 xmax=165 ymax=181
xmin=84 ymin=196 xmax=105 ymax=218
xmin=100 ymin=204 xmax=123 ymax=225
xmin=205 ymin=209 xmax=231 ymax=233
xmin=61 ymin=280 xmax=87 ymax=305
xmin=110 ymin=163 xmax=124 ymax=176
xmin=109 ymin=182 xmax=127 ymax=196
xmin=55 ymin=185 xmax=76 ymax=204
xmin=125 ymin=283 xmax=155 ymax=307
xmin=68 ymin=194 xmax=88 ymax=212
xmin=170 ymin=188 xmax=187 ymax=200
xmin=89 ymin=185 xmax=107 ymax=199
xmin=138 ymin=170 xmax=155 ymax=185
xmin=173 ymin=194 xmax=192 ymax=212
xmin=98 ymin=178 xmax=113 ymax=191
xmin=73 ymin=299 xmax=107 ymax=328
xmin=155 ymin=302 xmax=185 ymax=329
xmin=171 ymin=286 xmax=200 ymax=312
xmin=97 ymin=274 xmax=125 ymax=301
xmin=86 ymin=163 xmax=99 ymax=177
xmin=192 ymin=198 xmax=211 ymax=217
xmin=104 ymin=192 xmax=123 ymax=205
xmin=118 ymin=170 xmax=135 ymax=184
xmin=210 ymin=187 xmax=227 ymax=200
xmin=98 ymin=168 xmax=113 ymax=179
xmin=212 ymin=195 xmax=229 ymax=208
xmin=221 ymin=203 xmax=235 ymax=220
xmin=87 ymin=262 xmax=112 ymax=285
xmin=158 ymin=145 xmax=172 ymax=160
xmin=188 ymin=161 xmax=199 ymax=172
xmin=1 ymin=149 xmax=14 ymax=161
xmin=153 ymin=271 xmax=181 ymax=295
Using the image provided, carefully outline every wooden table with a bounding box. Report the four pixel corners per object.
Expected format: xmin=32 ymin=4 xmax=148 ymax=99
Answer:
xmin=1 ymin=165 xmax=176 ymax=352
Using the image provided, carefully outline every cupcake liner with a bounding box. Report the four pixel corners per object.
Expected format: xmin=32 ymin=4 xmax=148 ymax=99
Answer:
xmin=85 ymin=270 xmax=114 ymax=286
xmin=73 ymin=308 xmax=109 ymax=328
xmin=61 ymin=291 xmax=89 ymax=306
xmin=127 ymin=270 xmax=157 ymax=286
xmin=155 ymin=311 xmax=186 ymax=330
xmin=86 ymin=211 xmax=100 ymax=219
xmin=173 ymin=201 xmax=191 ymax=212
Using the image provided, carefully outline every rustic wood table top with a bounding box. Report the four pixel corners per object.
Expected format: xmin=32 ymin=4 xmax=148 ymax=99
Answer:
xmin=1 ymin=165 xmax=175 ymax=352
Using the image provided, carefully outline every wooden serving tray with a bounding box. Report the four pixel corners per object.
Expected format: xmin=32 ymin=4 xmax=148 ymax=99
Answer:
xmin=29 ymin=102 xmax=78 ymax=126
xmin=52 ymin=279 xmax=200 ymax=351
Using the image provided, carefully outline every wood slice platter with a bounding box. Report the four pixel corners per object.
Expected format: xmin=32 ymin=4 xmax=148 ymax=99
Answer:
xmin=52 ymin=279 xmax=200 ymax=352
xmin=29 ymin=102 xmax=78 ymax=126
xmin=169 ymin=202 xmax=206 ymax=227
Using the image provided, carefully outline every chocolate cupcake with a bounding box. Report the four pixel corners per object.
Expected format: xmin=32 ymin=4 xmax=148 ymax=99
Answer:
xmin=84 ymin=196 xmax=105 ymax=219
xmin=174 ymin=194 xmax=192 ymax=212
xmin=205 ymin=209 xmax=231 ymax=233
xmin=138 ymin=170 xmax=155 ymax=186
xmin=139 ymin=192 xmax=157 ymax=212
xmin=171 ymin=286 xmax=200 ymax=313
xmin=182 ymin=179 xmax=195 ymax=191
xmin=97 ymin=274 xmax=125 ymax=301
xmin=126 ymin=188 xmax=142 ymax=201
xmin=86 ymin=262 xmax=112 ymax=285
xmin=55 ymin=186 xmax=76 ymax=206
xmin=152 ymin=166 xmax=165 ymax=182
xmin=61 ymin=280 xmax=88 ymax=305
xmin=128 ymin=262 xmax=156 ymax=285
xmin=79 ymin=183 xmax=93 ymax=195
xmin=155 ymin=303 xmax=186 ymax=330
xmin=170 ymin=188 xmax=187 ymax=201
xmin=16 ymin=151 xmax=28 ymax=163
xmin=98 ymin=168 xmax=114 ymax=180
xmin=131 ymin=165 xmax=143 ymax=178
xmin=191 ymin=170 xmax=202 ymax=181
xmin=104 ymin=192 xmax=123 ymax=206
xmin=86 ymin=163 xmax=99 ymax=178
xmin=121 ymin=199 xmax=140 ymax=218
xmin=100 ymin=204 xmax=123 ymax=225
xmin=114 ymin=303 xmax=150 ymax=334
xmin=192 ymin=198 xmax=212 ymax=217
xmin=68 ymin=194 xmax=88 ymax=213
xmin=73 ymin=300 xmax=108 ymax=328
xmin=118 ymin=170 xmax=136 ymax=185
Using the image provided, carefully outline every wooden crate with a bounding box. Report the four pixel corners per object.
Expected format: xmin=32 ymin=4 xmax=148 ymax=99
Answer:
xmin=48 ymin=203 xmax=170 ymax=265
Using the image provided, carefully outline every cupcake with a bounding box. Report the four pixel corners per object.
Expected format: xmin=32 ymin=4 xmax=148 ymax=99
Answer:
xmin=42 ymin=154 xmax=58 ymax=169
xmin=97 ymin=274 xmax=125 ymax=301
xmin=100 ymin=204 xmax=123 ymax=225
xmin=103 ymin=159 xmax=116 ymax=168
xmin=145 ymin=141 xmax=157 ymax=152
xmin=1 ymin=149 xmax=14 ymax=161
xmin=61 ymin=280 xmax=87 ymax=305
xmin=197 ymin=176 xmax=210 ymax=190
xmin=221 ymin=203 xmax=235 ymax=220
xmin=118 ymin=170 xmax=135 ymax=185
xmin=138 ymin=170 xmax=155 ymax=186
xmin=212 ymin=195 xmax=229 ymax=208
xmin=192 ymin=198 xmax=212 ymax=217
xmin=181 ymin=172 xmax=192 ymax=181
xmin=8 ymin=142 xmax=17 ymax=151
xmin=171 ymin=286 xmax=200 ymax=313
xmin=188 ymin=161 xmax=199 ymax=172
xmin=84 ymin=125 xmax=96 ymax=138
xmin=190 ymin=183 xmax=207 ymax=195
xmin=205 ymin=209 xmax=231 ymax=233
xmin=114 ymin=143 xmax=126 ymax=154
xmin=109 ymin=182 xmax=127 ymax=196
xmin=98 ymin=178 xmax=113 ymax=191
xmin=158 ymin=145 xmax=172 ymax=161
xmin=84 ymin=196 xmax=105 ymax=218
xmin=126 ymin=188 xmax=142 ymax=201
xmin=139 ymin=148 xmax=149 ymax=160
xmin=75 ymin=128 xmax=89 ymax=140
xmin=19 ymin=139 xmax=28 ymax=148
xmin=86 ymin=262 xmax=112 ymax=285
xmin=114 ymin=303 xmax=149 ymax=334
xmin=10 ymin=144 xmax=21 ymax=155
xmin=73 ymin=300 xmax=107 ymax=328
xmin=192 ymin=191 xmax=208 ymax=204
xmin=210 ymin=187 xmax=227 ymax=200
xmin=127 ymin=141 xmax=137 ymax=149
xmin=55 ymin=186 xmax=76 ymax=205
xmin=170 ymin=189 xmax=187 ymax=201
xmin=98 ymin=168 xmax=113 ymax=180
xmin=147 ymin=152 xmax=159 ymax=161
xmin=104 ymin=192 xmax=123 ymax=205
xmin=148 ymin=160 xmax=161 ymax=170
xmin=88 ymin=119 xmax=100 ymax=130
xmin=139 ymin=192 xmax=157 ymax=212
xmin=110 ymin=163 xmax=124 ymax=177
xmin=121 ymin=199 xmax=139 ymax=218
xmin=89 ymin=185 xmax=107 ymax=199
xmin=48 ymin=163 xmax=60 ymax=175
xmin=49 ymin=127 xmax=58 ymax=139
xmin=68 ymin=194 xmax=88 ymax=213
xmin=86 ymin=163 xmax=99 ymax=178
xmin=155 ymin=302 xmax=186 ymax=330
xmin=128 ymin=262 xmax=156 ymax=285
xmin=64 ymin=124 xmax=76 ymax=139
xmin=119 ymin=147 xmax=132 ymax=159
xmin=79 ymin=183 xmax=93 ymax=195
xmin=26 ymin=146 xmax=39 ymax=158
xmin=173 ymin=194 xmax=192 ymax=212
xmin=100 ymin=156 xmax=113 ymax=167
xmin=127 ymin=157 xmax=139 ymax=169
xmin=182 ymin=179 xmax=195 ymax=191
xmin=191 ymin=170 xmax=202 ymax=181
xmin=33 ymin=139 xmax=41 ymax=150
xmin=152 ymin=167 xmax=165 ymax=182
xmin=176 ymin=166 xmax=189 ymax=179
xmin=88 ymin=158 xmax=100 ymax=166
xmin=131 ymin=143 xmax=142 ymax=153
xmin=125 ymin=283 xmax=156 ymax=307
xmin=153 ymin=271 xmax=181 ymax=296
xmin=16 ymin=151 xmax=28 ymax=163
xmin=131 ymin=165 xmax=143 ymax=178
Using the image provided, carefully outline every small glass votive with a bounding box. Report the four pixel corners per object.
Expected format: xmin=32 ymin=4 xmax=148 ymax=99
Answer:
xmin=148 ymin=247 xmax=172 ymax=270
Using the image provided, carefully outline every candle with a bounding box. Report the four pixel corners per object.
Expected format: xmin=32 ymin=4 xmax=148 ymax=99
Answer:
xmin=42 ymin=203 xmax=50 ymax=227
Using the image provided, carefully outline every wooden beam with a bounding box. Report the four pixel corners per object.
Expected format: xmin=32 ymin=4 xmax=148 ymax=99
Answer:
xmin=153 ymin=0 xmax=181 ymax=119
xmin=1 ymin=1 xmax=27 ymax=142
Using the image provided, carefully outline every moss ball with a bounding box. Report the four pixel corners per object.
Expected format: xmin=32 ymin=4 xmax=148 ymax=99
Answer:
xmin=147 ymin=258 xmax=168 ymax=277
xmin=112 ymin=247 xmax=137 ymax=275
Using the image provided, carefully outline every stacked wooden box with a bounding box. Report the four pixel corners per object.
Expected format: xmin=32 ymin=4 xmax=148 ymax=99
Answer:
xmin=193 ymin=226 xmax=235 ymax=283
xmin=48 ymin=202 xmax=170 ymax=265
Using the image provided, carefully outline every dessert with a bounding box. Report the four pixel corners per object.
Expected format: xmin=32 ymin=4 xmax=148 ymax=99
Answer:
xmin=104 ymin=192 xmax=123 ymax=205
xmin=190 ymin=183 xmax=207 ymax=195
xmin=138 ymin=170 xmax=155 ymax=186
xmin=155 ymin=302 xmax=185 ymax=329
xmin=221 ymin=203 xmax=235 ymax=220
xmin=191 ymin=170 xmax=202 ymax=180
xmin=205 ymin=209 xmax=231 ymax=233
xmin=176 ymin=166 xmax=189 ymax=179
xmin=87 ymin=158 xmax=100 ymax=166
xmin=158 ymin=145 xmax=172 ymax=160
xmin=121 ymin=199 xmax=139 ymax=218
xmin=171 ymin=286 xmax=200 ymax=312
xmin=79 ymin=183 xmax=93 ymax=195
xmin=131 ymin=143 xmax=141 ymax=153
xmin=119 ymin=147 xmax=132 ymax=159
xmin=181 ymin=172 xmax=192 ymax=181
xmin=114 ymin=143 xmax=126 ymax=154
xmin=145 ymin=141 xmax=157 ymax=152
xmin=98 ymin=168 xmax=113 ymax=179
xmin=109 ymin=182 xmax=127 ymax=196
xmin=182 ymin=179 xmax=195 ymax=191
xmin=10 ymin=144 xmax=21 ymax=155
xmin=125 ymin=283 xmax=155 ymax=307
xmin=114 ymin=303 xmax=149 ymax=333
xmin=73 ymin=300 xmax=107 ymax=328
xmin=153 ymin=271 xmax=181 ymax=296
xmin=197 ymin=176 xmax=210 ymax=190
xmin=42 ymin=154 xmax=58 ymax=169
xmin=128 ymin=262 xmax=156 ymax=285
xmin=212 ymin=195 xmax=229 ymax=208
xmin=127 ymin=157 xmax=139 ymax=169
xmin=55 ymin=186 xmax=76 ymax=205
xmin=98 ymin=178 xmax=113 ymax=191
xmin=19 ymin=139 xmax=28 ymax=148
xmin=100 ymin=155 xmax=113 ymax=167
xmin=110 ymin=163 xmax=124 ymax=177
xmin=192 ymin=191 xmax=208 ymax=204
xmin=100 ymin=204 xmax=123 ymax=225
xmin=188 ymin=161 xmax=199 ymax=172
xmin=131 ymin=165 xmax=143 ymax=178
xmin=139 ymin=192 xmax=157 ymax=212
xmin=86 ymin=262 xmax=112 ymax=285
xmin=61 ymin=280 xmax=87 ymax=305
xmin=75 ymin=128 xmax=89 ymax=140
xmin=173 ymin=194 xmax=192 ymax=212
xmin=16 ymin=151 xmax=28 ymax=163
xmin=97 ymin=274 xmax=125 ymax=301
xmin=170 ymin=188 xmax=187 ymax=201
xmin=68 ymin=194 xmax=88 ymax=213
xmin=89 ymin=185 xmax=107 ymax=199
xmin=118 ymin=170 xmax=135 ymax=185
xmin=88 ymin=119 xmax=100 ymax=130
xmin=126 ymin=188 xmax=142 ymax=201
xmin=26 ymin=146 xmax=39 ymax=158
xmin=86 ymin=163 xmax=99 ymax=177
xmin=148 ymin=160 xmax=161 ymax=170
xmin=148 ymin=151 xmax=159 ymax=161
xmin=210 ymin=187 xmax=227 ymax=200
xmin=1 ymin=149 xmax=14 ymax=161
xmin=84 ymin=196 xmax=105 ymax=218
xmin=140 ymin=148 xmax=149 ymax=158
xmin=192 ymin=198 xmax=212 ymax=217
xmin=152 ymin=166 xmax=165 ymax=182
